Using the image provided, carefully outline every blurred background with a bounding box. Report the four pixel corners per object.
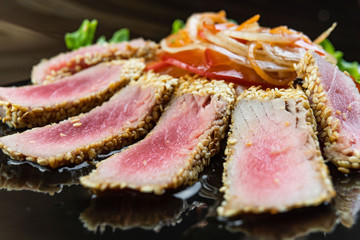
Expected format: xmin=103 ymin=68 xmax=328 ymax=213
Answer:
xmin=0 ymin=0 xmax=359 ymax=84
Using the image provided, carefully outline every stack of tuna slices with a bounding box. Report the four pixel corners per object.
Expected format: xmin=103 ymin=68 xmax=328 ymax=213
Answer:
xmin=0 ymin=36 xmax=359 ymax=217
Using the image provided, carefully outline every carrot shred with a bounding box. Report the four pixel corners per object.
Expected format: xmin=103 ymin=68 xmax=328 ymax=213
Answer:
xmin=236 ymin=14 xmax=260 ymax=31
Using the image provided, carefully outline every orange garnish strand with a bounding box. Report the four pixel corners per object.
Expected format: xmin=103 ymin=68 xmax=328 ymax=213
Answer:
xmin=201 ymin=11 xmax=227 ymax=32
xmin=248 ymin=42 xmax=287 ymax=86
xmin=270 ymin=26 xmax=293 ymax=34
xmin=271 ymin=26 xmax=309 ymax=44
xmin=202 ymin=20 xmax=217 ymax=34
xmin=167 ymin=29 xmax=192 ymax=47
xmin=199 ymin=11 xmax=227 ymax=26
xmin=236 ymin=14 xmax=260 ymax=31
xmin=300 ymin=34 xmax=312 ymax=43
xmin=210 ymin=10 xmax=227 ymax=22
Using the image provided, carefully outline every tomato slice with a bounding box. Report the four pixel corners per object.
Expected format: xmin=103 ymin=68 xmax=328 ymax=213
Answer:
xmin=146 ymin=59 xmax=191 ymax=77
xmin=145 ymin=60 xmax=170 ymax=71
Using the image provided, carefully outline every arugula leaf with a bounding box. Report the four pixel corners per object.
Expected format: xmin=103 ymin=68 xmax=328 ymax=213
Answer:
xmin=109 ymin=28 xmax=130 ymax=43
xmin=320 ymin=39 xmax=360 ymax=82
xmin=65 ymin=19 xmax=98 ymax=50
xmin=65 ymin=20 xmax=131 ymax=49
xmin=96 ymin=35 xmax=107 ymax=45
xmin=339 ymin=59 xmax=360 ymax=81
xmin=320 ymin=39 xmax=343 ymax=61
xmin=96 ymin=28 xmax=130 ymax=44
xmin=171 ymin=19 xmax=185 ymax=34
xmin=227 ymin=18 xmax=238 ymax=24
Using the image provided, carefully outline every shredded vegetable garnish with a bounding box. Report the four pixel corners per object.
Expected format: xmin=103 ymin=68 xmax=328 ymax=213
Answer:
xmin=65 ymin=20 xmax=130 ymax=50
xmin=248 ymin=42 xmax=285 ymax=86
xmin=320 ymin=39 xmax=360 ymax=82
xmin=314 ymin=23 xmax=337 ymax=44
xmin=150 ymin=11 xmax=333 ymax=87
xmin=236 ymin=14 xmax=259 ymax=31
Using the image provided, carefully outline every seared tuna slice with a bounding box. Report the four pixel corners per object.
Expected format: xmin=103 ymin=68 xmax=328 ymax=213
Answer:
xmin=296 ymin=51 xmax=360 ymax=173
xmin=0 ymin=72 xmax=177 ymax=168
xmin=0 ymin=59 xmax=144 ymax=128
xmin=217 ymin=87 xmax=335 ymax=217
xmin=80 ymin=77 xmax=236 ymax=194
xmin=31 ymin=38 xmax=157 ymax=85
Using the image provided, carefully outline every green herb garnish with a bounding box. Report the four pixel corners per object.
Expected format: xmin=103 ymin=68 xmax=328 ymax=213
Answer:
xmin=108 ymin=28 xmax=130 ymax=43
xmin=65 ymin=20 xmax=130 ymax=49
xmin=65 ymin=19 xmax=98 ymax=50
xmin=171 ymin=19 xmax=185 ymax=34
xmin=96 ymin=35 xmax=107 ymax=45
xmin=338 ymin=60 xmax=360 ymax=82
xmin=320 ymin=39 xmax=360 ymax=82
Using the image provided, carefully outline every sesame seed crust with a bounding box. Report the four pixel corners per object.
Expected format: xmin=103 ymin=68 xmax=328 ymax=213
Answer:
xmin=295 ymin=51 xmax=360 ymax=173
xmin=0 ymin=72 xmax=178 ymax=169
xmin=32 ymin=40 xmax=158 ymax=85
xmin=0 ymin=59 xmax=144 ymax=129
xmin=175 ymin=75 xmax=236 ymax=104
xmin=80 ymin=76 xmax=236 ymax=194
xmin=217 ymin=87 xmax=335 ymax=217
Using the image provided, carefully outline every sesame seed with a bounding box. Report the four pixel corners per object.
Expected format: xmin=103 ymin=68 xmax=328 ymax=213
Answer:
xmin=228 ymin=138 xmax=237 ymax=144
xmin=73 ymin=122 xmax=82 ymax=127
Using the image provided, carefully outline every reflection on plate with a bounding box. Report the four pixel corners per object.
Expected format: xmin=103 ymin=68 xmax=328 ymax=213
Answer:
xmin=333 ymin=171 xmax=360 ymax=228
xmin=0 ymin=156 xmax=93 ymax=195
xmin=226 ymin=205 xmax=337 ymax=240
xmin=80 ymin=190 xmax=188 ymax=232
xmin=79 ymin=155 xmax=226 ymax=233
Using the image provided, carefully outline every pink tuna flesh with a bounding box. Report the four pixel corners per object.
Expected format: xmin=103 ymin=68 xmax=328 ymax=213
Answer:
xmin=224 ymin=98 xmax=330 ymax=211
xmin=31 ymin=39 xmax=150 ymax=84
xmin=313 ymin=52 xmax=360 ymax=151
xmin=0 ymin=84 xmax=155 ymax=159
xmin=85 ymin=93 xmax=226 ymax=187
xmin=0 ymin=63 xmax=124 ymax=108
